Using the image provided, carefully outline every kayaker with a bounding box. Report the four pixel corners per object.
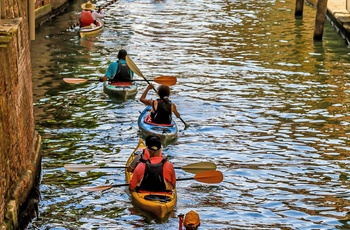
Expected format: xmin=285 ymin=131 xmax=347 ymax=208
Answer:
xmin=129 ymin=135 xmax=176 ymax=192
xmin=126 ymin=135 xmax=163 ymax=173
xmin=184 ymin=210 xmax=201 ymax=230
xmin=99 ymin=49 xmax=134 ymax=82
xmin=80 ymin=1 xmax=105 ymax=28
xmin=140 ymin=84 xmax=181 ymax=124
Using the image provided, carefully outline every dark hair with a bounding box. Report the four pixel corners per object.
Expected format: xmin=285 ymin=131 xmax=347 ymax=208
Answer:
xmin=117 ymin=49 xmax=127 ymax=60
xmin=185 ymin=225 xmax=198 ymax=230
xmin=158 ymin=85 xmax=170 ymax=100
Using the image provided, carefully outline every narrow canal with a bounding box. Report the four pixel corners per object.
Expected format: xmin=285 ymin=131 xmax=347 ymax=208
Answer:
xmin=29 ymin=0 xmax=350 ymax=229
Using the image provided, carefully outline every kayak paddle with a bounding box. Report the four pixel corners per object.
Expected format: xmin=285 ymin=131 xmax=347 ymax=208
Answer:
xmin=63 ymin=76 xmax=177 ymax=86
xmin=81 ymin=170 xmax=224 ymax=192
xmin=125 ymin=55 xmax=189 ymax=128
xmin=64 ymin=162 xmax=216 ymax=174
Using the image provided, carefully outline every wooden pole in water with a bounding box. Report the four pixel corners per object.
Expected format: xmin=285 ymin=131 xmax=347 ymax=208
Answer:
xmin=313 ymin=0 xmax=328 ymax=41
xmin=295 ymin=0 xmax=304 ymax=18
xmin=29 ymin=0 xmax=35 ymax=40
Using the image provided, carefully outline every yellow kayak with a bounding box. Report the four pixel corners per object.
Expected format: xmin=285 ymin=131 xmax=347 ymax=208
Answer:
xmin=125 ymin=138 xmax=177 ymax=219
xmin=79 ymin=19 xmax=104 ymax=38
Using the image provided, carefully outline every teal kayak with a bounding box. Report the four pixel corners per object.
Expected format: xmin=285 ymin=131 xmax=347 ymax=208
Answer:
xmin=103 ymin=81 xmax=137 ymax=101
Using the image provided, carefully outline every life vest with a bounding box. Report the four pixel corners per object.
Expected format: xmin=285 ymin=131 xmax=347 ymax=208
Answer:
xmin=151 ymin=99 xmax=172 ymax=124
xmin=111 ymin=61 xmax=131 ymax=81
xmin=80 ymin=10 xmax=95 ymax=27
xmin=137 ymin=158 xmax=167 ymax=192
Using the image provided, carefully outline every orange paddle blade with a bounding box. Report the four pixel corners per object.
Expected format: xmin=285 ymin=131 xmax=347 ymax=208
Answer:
xmin=63 ymin=78 xmax=89 ymax=84
xmin=193 ymin=170 xmax=223 ymax=184
xmin=154 ymin=76 xmax=177 ymax=86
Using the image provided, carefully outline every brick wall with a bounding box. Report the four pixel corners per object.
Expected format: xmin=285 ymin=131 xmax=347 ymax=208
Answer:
xmin=0 ymin=0 xmax=40 ymax=227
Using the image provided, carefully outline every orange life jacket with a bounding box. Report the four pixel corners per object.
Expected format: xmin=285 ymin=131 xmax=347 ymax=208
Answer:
xmin=80 ymin=10 xmax=94 ymax=27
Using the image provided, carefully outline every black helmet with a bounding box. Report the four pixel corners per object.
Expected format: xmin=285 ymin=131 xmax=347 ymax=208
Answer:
xmin=146 ymin=135 xmax=161 ymax=151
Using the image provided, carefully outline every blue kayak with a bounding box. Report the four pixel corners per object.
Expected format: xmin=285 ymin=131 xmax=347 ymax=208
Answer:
xmin=138 ymin=106 xmax=178 ymax=145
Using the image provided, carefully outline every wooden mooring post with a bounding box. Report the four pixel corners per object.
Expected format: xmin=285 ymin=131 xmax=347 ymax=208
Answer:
xmin=295 ymin=0 xmax=304 ymax=18
xmin=313 ymin=0 xmax=328 ymax=41
xmin=295 ymin=0 xmax=329 ymax=41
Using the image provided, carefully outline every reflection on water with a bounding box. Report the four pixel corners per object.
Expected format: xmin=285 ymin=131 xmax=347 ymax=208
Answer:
xmin=30 ymin=0 xmax=350 ymax=229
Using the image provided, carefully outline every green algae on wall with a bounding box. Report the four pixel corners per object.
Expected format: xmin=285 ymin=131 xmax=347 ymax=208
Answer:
xmin=0 ymin=18 xmax=22 ymax=48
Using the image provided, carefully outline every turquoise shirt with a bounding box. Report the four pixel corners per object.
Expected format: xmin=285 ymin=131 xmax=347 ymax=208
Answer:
xmin=105 ymin=59 xmax=134 ymax=79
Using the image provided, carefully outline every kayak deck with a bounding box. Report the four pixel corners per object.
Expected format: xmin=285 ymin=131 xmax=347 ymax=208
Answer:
xmin=103 ymin=81 xmax=137 ymax=101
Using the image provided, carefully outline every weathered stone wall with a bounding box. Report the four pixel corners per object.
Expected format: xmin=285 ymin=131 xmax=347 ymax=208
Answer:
xmin=0 ymin=0 xmax=41 ymax=228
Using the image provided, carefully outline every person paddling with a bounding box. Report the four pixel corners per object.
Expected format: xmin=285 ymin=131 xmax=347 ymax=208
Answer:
xmin=126 ymin=135 xmax=163 ymax=173
xmin=129 ymin=135 xmax=175 ymax=192
xmin=140 ymin=84 xmax=181 ymax=124
xmin=80 ymin=1 xmax=105 ymax=28
xmin=99 ymin=49 xmax=134 ymax=82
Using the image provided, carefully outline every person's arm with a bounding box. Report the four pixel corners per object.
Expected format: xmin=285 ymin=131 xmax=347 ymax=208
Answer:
xmin=172 ymin=103 xmax=181 ymax=118
xmin=99 ymin=76 xmax=108 ymax=82
xmin=92 ymin=10 xmax=104 ymax=19
xmin=129 ymin=164 xmax=145 ymax=191
xmin=170 ymin=164 xmax=176 ymax=188
xmin=99 ymin=63 xmax=115 ymax=82
xmin=127 ymin=154 xmax=141 ymax=172
xmin=140 ymin=84 xmax=155 ymax=106
xmin=164 ymin=162 xmax=176 ymax=189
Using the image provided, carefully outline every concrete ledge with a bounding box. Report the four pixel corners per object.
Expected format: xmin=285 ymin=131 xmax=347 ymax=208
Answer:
xmin=327 ymin=9 xmax=350 ymax=42
xmin=333 ymin=12 xmax=350 ymax=23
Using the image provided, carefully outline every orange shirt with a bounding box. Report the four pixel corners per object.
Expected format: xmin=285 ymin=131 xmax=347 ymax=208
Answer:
xmin=129 ymin=156 xmax=176 ymax=191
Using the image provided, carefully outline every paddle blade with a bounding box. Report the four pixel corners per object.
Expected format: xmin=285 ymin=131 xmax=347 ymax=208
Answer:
xmin=81 ymin=185 xmax=113 ymax=192
xmin=180 ymin=162 xmax=216 ymax=174
xmin=194 ymin=170 xmax=223 ymax=184
xmin=63 ymin=78 xmax=89 ymax=84
xmin=64 ymin=164 xmax=100 ymax=172
xmin=154 ymin=76 xmax=177 ymax=86
xmin=126 ymin=55 xmax=144 ymax=78
xmin=81 ymin=183 xmax=129 ymax=192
